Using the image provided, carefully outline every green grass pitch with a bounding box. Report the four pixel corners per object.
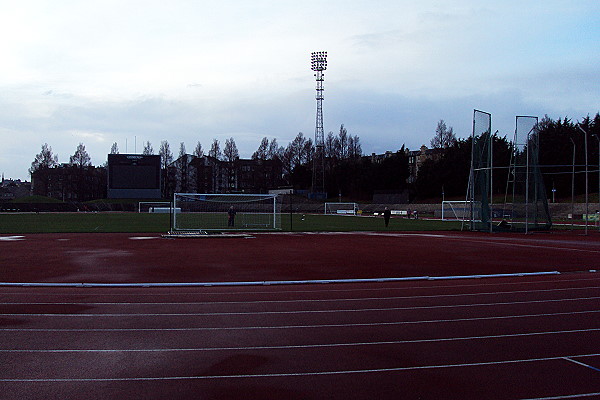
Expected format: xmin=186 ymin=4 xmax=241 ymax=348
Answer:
xmin=0 ymin=212 xmax=462 ymax=234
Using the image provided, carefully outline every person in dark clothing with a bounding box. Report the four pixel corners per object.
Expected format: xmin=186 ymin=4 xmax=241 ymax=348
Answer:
xmin=383 ymin=207 xmax=391 ymax=227
xmin=227 ymin=206 xmax=236 ymax=227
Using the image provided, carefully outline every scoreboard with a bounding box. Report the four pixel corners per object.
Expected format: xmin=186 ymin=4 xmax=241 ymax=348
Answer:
xmin=107 ymin=154 xmax=161 ymax=198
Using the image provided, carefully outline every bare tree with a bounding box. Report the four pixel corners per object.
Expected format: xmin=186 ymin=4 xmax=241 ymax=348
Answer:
xmin=159 ymin=140 xmax=173 ymax=169
xmin=178 ymin=142 xmax=186 ymax=159
xmin=69 ymin=143 xmax=91 ymax=168
xmin=193 ymin=141 xmax=204 ymax=157
xmin=267 ymin=138 xmax=282 ymax=160
xmin=208 ymin=139 xmax=221 ymax=160
xmin=430 ymin=119 xmax=457 ymax=149
xmin=338 ymin=124 xmax=348 ymax=159
xmin=325 ymin=131 xmax=338 ymax=159
xmin=142 ymin=141 xmax=154 ymax=155
xmin=29 ymin=143 xmax=59 ymax=196
xmin=348 ymin=134 xmax=362 ymax=159
xmin=252 ymin=137 xmax=269 ymax=160
xmin=177 ymin=142 xmax=189 ymax=192
xmin=223 ymin=137 xmax=239 ymax=162
xmin=29 ymin=143 xmax=59 ymax=176
xmin=302 ymin=137 xmax=314 ymax=165
xmin=159 ymin=140 xmax=173 ymax=197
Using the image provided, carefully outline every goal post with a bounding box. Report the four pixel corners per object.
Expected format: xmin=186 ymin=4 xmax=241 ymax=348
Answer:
xmin=138 ymin=201 xmax=171 ymax=213
xmin=324 ymin=202 xmax=359 ymax=215
xmin=171 ymin=193 xmax=282 ymax=232
xmin=441 ymin=200 xmax=481 ymax=222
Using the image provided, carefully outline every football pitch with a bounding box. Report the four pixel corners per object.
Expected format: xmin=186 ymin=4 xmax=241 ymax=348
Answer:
xmin=0 ymin=212 xmax=462 ymax=234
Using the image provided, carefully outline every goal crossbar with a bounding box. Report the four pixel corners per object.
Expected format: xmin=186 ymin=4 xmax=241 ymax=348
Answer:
xmin=324 ymin=202 xmax=359 ymax=215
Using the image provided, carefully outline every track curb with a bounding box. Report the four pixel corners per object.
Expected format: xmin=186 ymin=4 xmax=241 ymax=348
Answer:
xmin=0 ymin=271 xmax=562 ymax=287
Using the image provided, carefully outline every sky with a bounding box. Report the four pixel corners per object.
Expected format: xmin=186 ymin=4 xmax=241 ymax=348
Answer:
xmin=1 ymin=0 xmax=599 ymax=181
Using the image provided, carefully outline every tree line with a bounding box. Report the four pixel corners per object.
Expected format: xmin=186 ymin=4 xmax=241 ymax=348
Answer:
xmin=29 ymin=113 xmax=600 ymax=201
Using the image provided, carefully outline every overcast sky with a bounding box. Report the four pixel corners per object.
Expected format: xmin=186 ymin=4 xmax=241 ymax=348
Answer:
xmin=1 ymin=0 xmax=598 ymax=180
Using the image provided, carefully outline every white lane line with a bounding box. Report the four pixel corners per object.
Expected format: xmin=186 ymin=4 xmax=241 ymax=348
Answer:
xmin=0 ymin=272 xmax=568 ymax=288
xmin=521 ymin=392 xmax=600 ymax=400
xmin=562 ymin=357 xmax=600 ymax=372
xmin=1 ymin=309 xmax=599 ymax=331
xmin=2 ymin=328 xmax=599 ymax=353
xmin=1 ymin=353 xmax=600 ymax=382
xmin=2 ymin=296 xmax=599 ymax=316
xmin=2 ymin=285 xmax=598 ymax=307
xmin=0 ymin=236 xmax=25 ymax=241
xmin=2 ymin=276 xmax=598 ymax=298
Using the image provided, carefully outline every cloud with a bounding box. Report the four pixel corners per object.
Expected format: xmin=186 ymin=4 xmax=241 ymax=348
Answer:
xmin=1 ymin=0 xmax=599 ymax=180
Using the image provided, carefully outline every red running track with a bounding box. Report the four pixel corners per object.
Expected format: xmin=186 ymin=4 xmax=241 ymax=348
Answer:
xmin=0 ymin=231 xmax=599 ymax=283
xmin=1 ymin=273 xmax=600 ymax=399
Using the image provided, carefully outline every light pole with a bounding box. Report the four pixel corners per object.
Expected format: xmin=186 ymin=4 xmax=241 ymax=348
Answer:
xmin=311 ymin=51 xmax=327 ymax=195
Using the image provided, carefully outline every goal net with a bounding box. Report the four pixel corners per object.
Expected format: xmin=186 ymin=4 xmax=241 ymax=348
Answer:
xmin=172 ymin=193 xmax=282 ymax=232
xmin=441 ymin=201 xmax=482 ymax=222
xmin=324 ymin=202 xmax=359 ymax=215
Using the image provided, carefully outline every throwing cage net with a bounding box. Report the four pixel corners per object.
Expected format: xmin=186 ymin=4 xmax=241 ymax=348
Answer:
xmin=502 ymin=116 xmax=552 ymax=232
xmin=466 ymin=112 xmax=551 ymax=232
xmin=466 ymin=110 xmax=493 ymax=231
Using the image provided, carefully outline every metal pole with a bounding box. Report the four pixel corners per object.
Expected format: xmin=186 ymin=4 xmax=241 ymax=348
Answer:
xmin=441 ymin=186 xmax=445 ymax=221
xmin=593 ymin=134 xmax=600 ymax=232
xmin=525 ymin=131 xmax=530 ymax=235
xmin=570 ymin=137 xmax=576 ymax=231
xmin=470 ymin=113 xmax=476 ymax=231
xmin=290 ymin=193 xmax=293 ymax=232
xmin=273 ymin=195 xmax=277 ymax=230
xmin=490 ymin=131 xmax=495 ymax=233
xmin=578 ymin=125 xmax=588 ymax=235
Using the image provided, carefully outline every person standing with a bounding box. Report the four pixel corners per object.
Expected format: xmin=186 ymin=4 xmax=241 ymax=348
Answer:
xmin=227 ymin=206 xmax=236 ymax=227
xmin=383 ymin=207 xmax=391 ymax=227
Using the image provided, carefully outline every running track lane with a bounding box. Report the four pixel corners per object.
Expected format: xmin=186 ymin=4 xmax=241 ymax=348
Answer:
xmin=0 ymin=273 xmax=600 ymax=399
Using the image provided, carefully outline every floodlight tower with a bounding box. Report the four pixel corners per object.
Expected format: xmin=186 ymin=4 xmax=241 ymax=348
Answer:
xmin=311 ymin=51 xmax=327 ymax=195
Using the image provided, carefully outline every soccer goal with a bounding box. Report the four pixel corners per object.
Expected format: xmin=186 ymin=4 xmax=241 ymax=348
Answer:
xmin=324 ymin=202 xmax=359 ymax=215
xmin=138 ymin=201 xmax=172 ymax=213
xmin=172 ymin=193 xmax=282 ymax=232
xmin=441 ymin=200 xmax=482 ymax=222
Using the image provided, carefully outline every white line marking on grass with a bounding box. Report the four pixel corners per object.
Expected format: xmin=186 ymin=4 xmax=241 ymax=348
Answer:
xmin=2 ymin=295 xmax=599 ymax=314
xmin=1 ymin=309 xmax=599 ymax=331
xmin=2 ymin=328 xmax=599 ymax=353
xmin=1 ymin=353 xmax=599 ymax=382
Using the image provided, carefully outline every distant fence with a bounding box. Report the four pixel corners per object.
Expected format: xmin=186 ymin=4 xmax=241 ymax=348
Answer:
xmin=0 ymin=202 xmax=137 ymax=212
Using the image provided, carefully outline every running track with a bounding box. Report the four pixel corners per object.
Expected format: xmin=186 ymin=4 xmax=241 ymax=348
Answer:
xmin=1 ymin=273 xmax=600 ymax=399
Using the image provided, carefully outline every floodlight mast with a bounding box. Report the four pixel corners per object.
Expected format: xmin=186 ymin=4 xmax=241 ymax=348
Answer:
xmin=311 ymin=51 xmax=327 ymax=195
